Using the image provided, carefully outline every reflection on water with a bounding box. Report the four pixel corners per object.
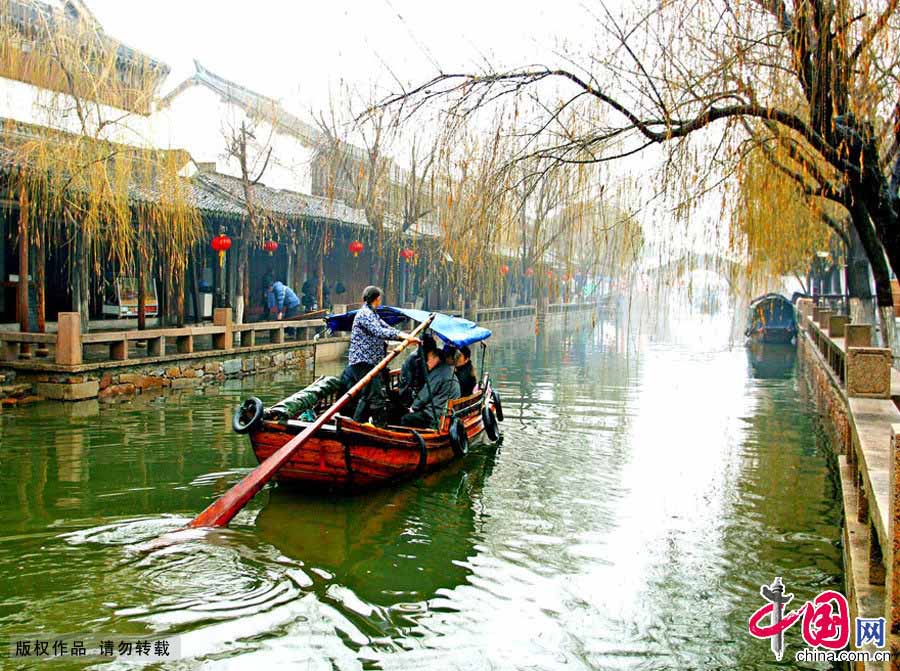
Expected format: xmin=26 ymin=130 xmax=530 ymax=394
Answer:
xmin=747 ymin=342 xmax=797 ymax=379
xmin=0 ymin=308 xmax=840 ymax=669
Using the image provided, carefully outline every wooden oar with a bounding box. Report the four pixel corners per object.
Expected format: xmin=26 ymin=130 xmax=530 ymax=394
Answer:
xmin=188 ymin=313 xmax=434 ymax=529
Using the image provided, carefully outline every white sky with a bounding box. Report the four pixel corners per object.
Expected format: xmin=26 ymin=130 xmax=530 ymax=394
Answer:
xmin=85 ymin=0 xmax=725 ymax=259
xmin=88 ymin=1 xmax=596 ymax=117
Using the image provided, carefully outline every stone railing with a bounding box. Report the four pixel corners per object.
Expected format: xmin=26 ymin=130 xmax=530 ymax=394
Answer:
xmin=474 ymin=305 xmax=536 ymax=322
xmin=0 ymin=300 xmax=605 ymax=370
xmin=476 ymin=301 xmax=598 ymax=322
xmin=796 ymin=297 xmax=900 ymax=666
xmin=797 ymin=297 xmax=892 ymax=396
xmin=545 ymin=301 xmax=591 ymax=315
xmin=0 ymin=309 xmax=326 ymax=368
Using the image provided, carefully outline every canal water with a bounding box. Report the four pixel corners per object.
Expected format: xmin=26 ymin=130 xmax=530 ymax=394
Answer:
xmin=0 ymin=307 xmax=842 ymax=670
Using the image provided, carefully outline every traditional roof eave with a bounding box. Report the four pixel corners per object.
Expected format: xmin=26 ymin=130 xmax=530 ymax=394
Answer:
xmin=158 ymin=61 xmax=320 ymax=147
xmin=4 ymin=0 xmax=170 ymax=80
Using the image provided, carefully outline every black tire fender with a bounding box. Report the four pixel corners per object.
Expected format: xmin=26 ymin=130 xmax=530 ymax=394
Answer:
xmin=411 ymin=430 xmax=428 ymax=471
xmin=233 ymin=397 xmax=264 ymax=434
xmin=482 ymin=405 xmax=500 ymax=442
xmin=449 ymin=417 xmax=469 ymax=458
xmin=491 ymin=389 xmax=504 ymax=422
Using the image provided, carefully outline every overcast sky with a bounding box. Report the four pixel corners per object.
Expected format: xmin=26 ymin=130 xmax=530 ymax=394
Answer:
xmin=88 ymin=1 xmax=595 ymax=118
xmin=84 ymin=0 xmax=725 ymax=259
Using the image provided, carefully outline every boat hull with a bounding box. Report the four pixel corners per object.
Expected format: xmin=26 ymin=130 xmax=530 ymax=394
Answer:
xmin=746 ymin=327 xmax=796 ymax=344
xmin=249 ymin=394 xmax=489 ymax=492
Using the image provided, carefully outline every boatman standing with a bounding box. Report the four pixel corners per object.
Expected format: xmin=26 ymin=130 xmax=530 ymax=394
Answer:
xmin=342 ymin=286 xmax=420 ymax=424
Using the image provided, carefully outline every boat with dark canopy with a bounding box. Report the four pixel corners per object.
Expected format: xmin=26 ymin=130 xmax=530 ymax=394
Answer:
xmin=231 ymin=307 xmax=503 ymax=492
xmin=744 ymin=293 xmax=797 ymax=344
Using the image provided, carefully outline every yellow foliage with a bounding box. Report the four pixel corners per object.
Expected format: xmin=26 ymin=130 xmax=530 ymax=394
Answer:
xmin=731 ymin=145 xmax=841 ymax=282
xmin=0 ymin=1 xmax=203 ymax=282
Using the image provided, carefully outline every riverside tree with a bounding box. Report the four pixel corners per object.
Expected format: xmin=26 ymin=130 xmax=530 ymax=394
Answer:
xmin=375 ymin=0 xmax=900 ymax=341
xmin=316 ymin=90 xmax=436 ymax=297
xmin=223 ymin=118 xmax=277 ymax=327
xmin=0 ymin=0 xmax=202 ymax=331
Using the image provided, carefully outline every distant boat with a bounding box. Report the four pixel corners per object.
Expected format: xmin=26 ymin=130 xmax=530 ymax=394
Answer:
xmin=744 ymin=293 xmax=797 ymax=344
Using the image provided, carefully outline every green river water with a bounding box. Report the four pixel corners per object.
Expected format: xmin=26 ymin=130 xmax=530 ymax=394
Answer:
xmin=0 ymin=308 xmax=842 ymax=670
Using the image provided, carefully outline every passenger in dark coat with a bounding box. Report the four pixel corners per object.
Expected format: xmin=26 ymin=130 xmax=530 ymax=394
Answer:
xmin=455 ymin=345 xmax=477 ymax=397
xmin=399 ymin=334 xmax=437 ymax=407
xmin=401 ymin=348 xmax=461 ymax=429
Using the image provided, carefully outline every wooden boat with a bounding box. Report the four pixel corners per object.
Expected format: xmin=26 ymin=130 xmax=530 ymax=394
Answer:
xmin=744 ymin=293 xmax=797 ymax=344
xmin=233 ymin=307 xmax=503 ymax=492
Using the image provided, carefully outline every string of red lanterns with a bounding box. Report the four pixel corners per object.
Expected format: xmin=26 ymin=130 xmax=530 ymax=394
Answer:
xmin=399 ymin=248 xmax=416 ymax=262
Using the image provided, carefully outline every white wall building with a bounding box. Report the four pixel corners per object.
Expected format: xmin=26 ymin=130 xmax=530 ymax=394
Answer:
xmin=151 ymin=61 xmax=321 ymax=194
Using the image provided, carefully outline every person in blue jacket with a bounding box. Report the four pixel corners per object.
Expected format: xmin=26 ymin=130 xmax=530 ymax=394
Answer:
xmin=266 ymin=280 xmax=301 ymax=320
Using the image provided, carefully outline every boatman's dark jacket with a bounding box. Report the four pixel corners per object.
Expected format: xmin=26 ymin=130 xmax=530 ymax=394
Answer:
xmin=411 ymin=362 xmax=461 ymax=428
xmin=455 ymin=361 xmax=476 ymax=397
xmin=399 ymin=349 xmax=426 ymax=405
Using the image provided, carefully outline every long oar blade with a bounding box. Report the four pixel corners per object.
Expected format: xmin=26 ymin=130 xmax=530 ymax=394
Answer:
xmin=188 ymin=313 xmax=434 ymax=529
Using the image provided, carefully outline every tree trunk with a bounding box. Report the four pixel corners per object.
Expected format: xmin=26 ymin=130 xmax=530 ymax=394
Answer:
xmin=292 ymin=241 xmax=304 ymax=297
xmin=34 ymin=229 xmax=46 ymax=337
xmin=234 ymin=234 xmax=250 ymax=330
xmin=16 ymin=208 xmax=28 ymax=332
xmin=16 ymin=192 xmax=31 ymax=356
xmin=286 ymin=244 xmax=294 ymax=294
xmin=844 ymin=224 xmax=871 ymax=302
xmin=241 ymin=244 xmax=250 ymax=320
xmin=157 ymin=262 xmax=167 ymax=327
xmin=317 ymin=232 xmax=325 ymax=309
xmin=189 ymin=252 xmax=202 ymax=324
xmin=175 ymin=265 xmax=185 ymax=327
xmin=137 ymin=254 xmax=146 ymax=331
xmin=70 ymin=227 xmax=90 ymax=333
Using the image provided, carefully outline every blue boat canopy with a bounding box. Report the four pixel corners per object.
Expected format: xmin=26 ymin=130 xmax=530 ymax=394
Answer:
xmin=325 ymin=306 xmax=492 ymax=347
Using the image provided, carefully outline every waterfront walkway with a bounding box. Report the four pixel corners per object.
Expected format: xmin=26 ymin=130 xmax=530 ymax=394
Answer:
xmin=797 ymin=298 xmax=900 ymax=670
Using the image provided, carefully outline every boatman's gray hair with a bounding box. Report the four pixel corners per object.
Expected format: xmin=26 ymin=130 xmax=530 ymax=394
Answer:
xmin=362 ymin=285 xmax=382 ymax=305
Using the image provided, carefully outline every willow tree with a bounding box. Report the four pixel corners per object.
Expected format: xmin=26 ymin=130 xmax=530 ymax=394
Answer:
xmin=316 ymin=101 xmax=395 ymax=295
xmin=223 ymin=118 xmax=277 ymax=326
xmin=0 ymin=0 xmax=202 ymax=331
xmin=422 ymin=122 xmax=520 ymax=307
xmin=316 ymin=88 xmax=438 ymax=300
xmin=376 ymin=0 xmax=900 ymax=342
xmin=733 ymin=142 xmax=846 ymax=293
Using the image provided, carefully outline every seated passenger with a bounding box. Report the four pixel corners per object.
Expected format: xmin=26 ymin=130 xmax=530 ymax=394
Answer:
xmin=399 ymin=333 xmax=437 ymax=407
xmin=401 ymin=348 xmax=461 ymax=429
xmin=455 ymin=345 xmax=477 ymax=397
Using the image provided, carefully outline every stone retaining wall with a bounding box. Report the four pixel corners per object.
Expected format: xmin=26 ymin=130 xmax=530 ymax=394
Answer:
xmin=798 ymin=334 xmax=852 ymax=452
xmin=0 ymin=345 xmax=315 ymax=405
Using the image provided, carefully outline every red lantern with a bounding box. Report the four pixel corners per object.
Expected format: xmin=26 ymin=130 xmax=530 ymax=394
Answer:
xmin=263 ymin=240 xmax=279 ymax=256
xmin=348 ymin=240 xmax=364 ymax=257
xmin=400 ymin=248 xmax=416 ymax=262
xmin=524 ymin=267 xmax=534 ymax=278
xmin=211 ymin=233 xmax=232 ymax=268
xmin=499 ymin=264 xmax=510 ymax=276
xmin=547 ymin=271 xmax=554 ymax=279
